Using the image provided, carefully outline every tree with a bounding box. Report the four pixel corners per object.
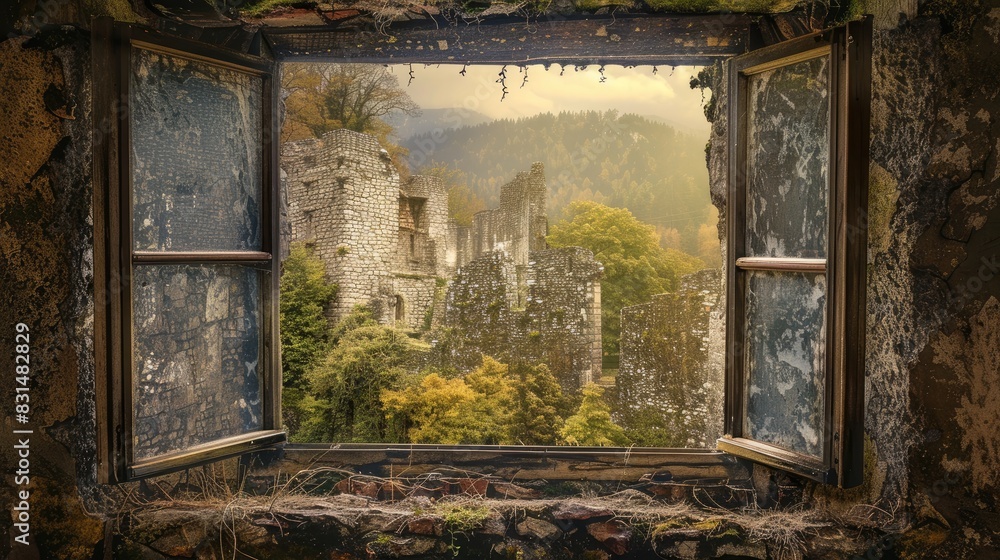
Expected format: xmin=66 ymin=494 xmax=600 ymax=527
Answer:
xmin=381 ymin=356 xmax=568 ymax=445
xmin=282 ymin=63 xmax=420 ymax=139
xmin=382 ymin=372 xmax=477 ymax=443
xmin=382 ymin=357 xmax=514 ymax=444
xmin=281 ymin=63 xmax=420 ymax=173
xmin=507 ymin=361 xmax=568 ymax=445
xmin=561 ymin=384 xmax=629 ymax=446
xmin=279 ymin=242 xmax=337 ymax=436
xmin=547 ymin=201 xmax=705 ymax=357
xmin=297 ymin=306 xmax=418 ymax=443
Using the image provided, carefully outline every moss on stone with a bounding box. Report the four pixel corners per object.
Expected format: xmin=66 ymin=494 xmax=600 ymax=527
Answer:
xmin=572 ymin=0 xmax=635 ymax=12
xmin=240 ymin=0 xmax=311 ymax=17
xmin=437 ymin=503 xmax=492 ymax=532
xmin=868 ymin=163 xmax=900 ymax=258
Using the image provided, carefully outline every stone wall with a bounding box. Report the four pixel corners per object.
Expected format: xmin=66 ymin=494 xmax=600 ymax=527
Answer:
xmin=283 ymin=130 xmax=453 ymax=330
xmin=282 ymin=129 xmax=400 ymax=322
xmin=467 ymin=162 xmax=547 ymax=269
xmin=522 ymin=247 xmax=603 ymax=389
xmin=616 ymin=269 xmax=723 ymax=447
xmin=442 ymin=247 xmax=603 ymax=392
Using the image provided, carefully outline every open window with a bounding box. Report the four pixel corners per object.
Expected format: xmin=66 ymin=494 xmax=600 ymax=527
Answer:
xmin=93 ymin=14 xmax=870 ymax=487
xmin=718 ymin=18 xmax=871 ymax=487
xmin=93 ymin=20 xmax=284 ymax=482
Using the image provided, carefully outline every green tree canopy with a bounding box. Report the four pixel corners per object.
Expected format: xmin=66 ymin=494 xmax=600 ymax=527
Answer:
xmin=280 ymin=242 xmax=337 ymax=388
xmin=297 ymin=307 xmax=418 ymax=443
xmin=560 ymin=383 xmax=628 ymax=446
xmin=279 ymin=242 xmax=337 ymax=436
xmin=547 ymin=201 xmax=705 ymax=357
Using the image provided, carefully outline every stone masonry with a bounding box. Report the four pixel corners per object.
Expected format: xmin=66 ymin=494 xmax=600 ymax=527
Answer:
xmin=616 ymin=269 xmax=724 ymax=447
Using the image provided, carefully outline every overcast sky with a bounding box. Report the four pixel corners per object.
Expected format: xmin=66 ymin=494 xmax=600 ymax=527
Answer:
xmin=385 ymin=63 xmax=711 ymax=136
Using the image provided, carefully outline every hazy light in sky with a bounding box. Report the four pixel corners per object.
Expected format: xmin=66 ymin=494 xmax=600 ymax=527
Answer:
xmin=385 ymin=63 xmax=711 ymax=135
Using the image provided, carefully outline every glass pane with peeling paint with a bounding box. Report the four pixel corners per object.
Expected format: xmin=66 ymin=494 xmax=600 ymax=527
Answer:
xmin=131 ymin=264 xmax=263 ymax=460
xmin=746 ymin=54 xmax=830 ymax=259
xmin=744 ymin=271 xmax=826 ymax=457
xmin=131 ymin=48 xmax=263 ymax=252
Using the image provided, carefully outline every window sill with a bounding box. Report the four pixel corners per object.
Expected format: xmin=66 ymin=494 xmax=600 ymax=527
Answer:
xmin=253 ymin=443 xmax=746 ymax=484
xmin=129 ymin=430 xmax=286 ymax=480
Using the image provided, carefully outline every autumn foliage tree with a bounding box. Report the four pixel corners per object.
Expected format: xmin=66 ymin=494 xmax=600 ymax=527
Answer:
xmin=560 ymin=383 xmax=628 ymax=446
xmin=281 ymin=63 xmax=420 ymax=173
xmin=381 ymin=356 xmax=570 ymax=445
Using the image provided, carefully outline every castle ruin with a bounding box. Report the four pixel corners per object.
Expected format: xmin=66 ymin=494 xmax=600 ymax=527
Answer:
xmin=282 ymin=129 xmax=602 ymax=391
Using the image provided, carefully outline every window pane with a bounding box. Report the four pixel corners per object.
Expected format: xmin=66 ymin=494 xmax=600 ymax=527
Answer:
xmin=746 ymin=55 xmax=830 ymax=259
xmin=131 ymin=48 xmax=263 ymax=252
xmin=744 ymin=271 xmax=826 ymax=457
xmin=131 ymin=264 xmax=263 ymax=460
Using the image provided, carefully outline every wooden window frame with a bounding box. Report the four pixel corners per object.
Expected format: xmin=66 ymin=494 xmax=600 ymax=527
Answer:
xmin=718 ymin=17 xmax=871 ymax=487
xmin=89 ymin=13 xmax=870 ymax=486
xmin=93 ymin=18 xmax=285 ymax=483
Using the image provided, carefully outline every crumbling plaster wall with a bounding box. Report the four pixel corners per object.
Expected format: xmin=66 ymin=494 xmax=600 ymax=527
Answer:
xmin=701 ymin=1 xmax=1000 ymax=555
xmin=3 ymin=1 xmax=1000 ymax=557
xmin=0 ymin=30 xmax=106 ymax=559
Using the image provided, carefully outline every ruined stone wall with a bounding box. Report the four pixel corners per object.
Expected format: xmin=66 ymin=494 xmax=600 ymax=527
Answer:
xmin=467 ymin=162 xmax=547 ymax=268
xmin=385 ymin=276 xmax=438 ymax=331
xmin=522 ymin=247 xmax=603 ymax=390
xmin=617 ymin=269 xmax=723 ymax=447
xmin=441 ymin=247 xmax=603 ymax=392
xmin=442 ymin=251 xmax=518 ymax=368
xmin=284 ymin=132 xmax=451 ymax=329
xmin=282 ymin=129 xmax=399 ymax=322
xmin=399 ymin=175 xmax=450 ymax=278
xmin=446 ymin=220 xmax=474 ymax=273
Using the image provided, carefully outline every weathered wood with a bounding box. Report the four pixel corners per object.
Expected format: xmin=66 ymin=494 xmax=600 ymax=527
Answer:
xmin=253 ymin=445 xmax=749 ymax=482
xmin=265 ymin=14 xmax=753 ymax=65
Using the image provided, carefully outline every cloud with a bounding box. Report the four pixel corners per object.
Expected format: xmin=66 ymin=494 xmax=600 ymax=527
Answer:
xmin=389 ymin=63 xmax=710 ymax=135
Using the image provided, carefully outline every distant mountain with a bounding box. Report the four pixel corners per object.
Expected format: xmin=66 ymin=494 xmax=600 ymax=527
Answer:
xmin=401 ymin=110 xmax=713 ymax=256
xmin=387 ymin=107 xmax=492 ymax=142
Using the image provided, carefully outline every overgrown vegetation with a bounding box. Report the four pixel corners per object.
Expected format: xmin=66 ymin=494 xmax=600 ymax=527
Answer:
xmin=280 ymin=242 xmax=337 ymax=435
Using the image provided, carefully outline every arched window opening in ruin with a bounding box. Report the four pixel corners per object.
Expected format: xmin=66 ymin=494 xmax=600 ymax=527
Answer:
xmin=279 ymin=62 xmax=723 ymax=448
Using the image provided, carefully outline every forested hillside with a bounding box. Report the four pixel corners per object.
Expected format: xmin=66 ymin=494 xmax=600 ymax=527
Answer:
xmin=402 ymin=110 xmax=716 ymax=260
